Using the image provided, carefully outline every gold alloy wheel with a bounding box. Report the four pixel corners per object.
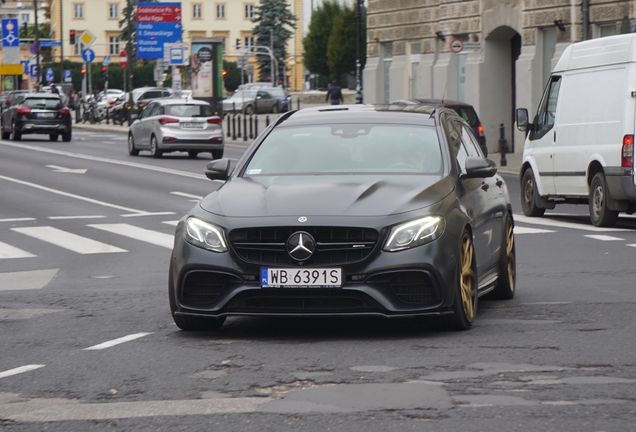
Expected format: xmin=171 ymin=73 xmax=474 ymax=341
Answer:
xmin=460 ymin=236 xmax=476 ymax=321
xmin=506 ymin=220 xmax=515 ymax=292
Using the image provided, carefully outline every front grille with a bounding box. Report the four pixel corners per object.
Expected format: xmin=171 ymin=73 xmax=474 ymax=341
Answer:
xmin=389 ymin=271 xmax=437 ymax=303
xmin=229 ymin=227 xmax=379 ymax=265
xmin=224 ymin=289 xmax=374 ymax=312
xmin=181 ymin=271 xmax=239 ymax=306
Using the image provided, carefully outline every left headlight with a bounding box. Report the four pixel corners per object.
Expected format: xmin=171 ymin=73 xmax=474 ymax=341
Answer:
xmin=184 ymin=217 xmax=228 ymax=253
xmin=384 ymin=216 xmax=445 ymax=252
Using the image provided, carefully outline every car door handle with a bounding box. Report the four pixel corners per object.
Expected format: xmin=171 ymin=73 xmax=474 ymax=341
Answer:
xmin=481 ymin=181 xmax=489 ymax=191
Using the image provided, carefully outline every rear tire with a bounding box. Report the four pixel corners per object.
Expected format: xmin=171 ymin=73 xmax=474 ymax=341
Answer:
xmin=150 ymin=135 xmax=162 ymax=158
xmin=589 ymin=172 xmax=619 ymax=227
xmin=1 ymin=127 xmax=10 ymax=140
xmin=489 ymin=214 xmax=516 ymax=300
xmin=211 ymin=149 xmax=224 ymax=159
xmin=62 ymin=131 xmax=72 ymax=142
xmin=520 ymin=168 xmax=546 ymax=217
xmin=188 ymin=151 xmax=199 ymax=159
xmin=128 ymin=133 xmax=139 ymax=156
xmin=49 ymin=134 xmax=59 ymax=141
xmin=11 ymin=122 xmax=20 ymax=141
xmin=244 ymin=105 xmax=254 ymax=115
xmin=272 ymin=103 xmax=280 ymax=114
xmin=440 ymin=231 xmax=477 ymax=331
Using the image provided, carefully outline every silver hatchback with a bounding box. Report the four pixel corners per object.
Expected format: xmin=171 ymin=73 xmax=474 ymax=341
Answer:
xmin=128 ymin=99 xmax=224 ymax=159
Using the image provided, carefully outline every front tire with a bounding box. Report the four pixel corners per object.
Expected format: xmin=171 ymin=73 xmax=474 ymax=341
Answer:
xmin=128 ymin=133 xmax=139 ymax=156
xmin=589 ymin=172 xmax=619 ymax=227
xmin=1 ymin=122 xmax=10 ymax=140
xmin=244 ymin=105 xmax=254 ymax=115
xmin=150 ymin=135 xmax=162 ymax=158
xmin=441 ymin=231 xmax=477 ymax=331
xmin=520 ymin=168 xmax=546 ymax=217
xmin=272 ymin=103 xmax=280 ymax=114
xmin=489 ymin=214 xmax=516 ymax=299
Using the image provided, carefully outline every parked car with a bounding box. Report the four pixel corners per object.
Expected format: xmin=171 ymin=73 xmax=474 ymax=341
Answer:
xmin=392 ymin=99 xmax=488 ymax=156
xmin=129 ymin=87 xmax=173 ymax=120
xmin=222 ymin=88 xmax=282 ymax=115
xmin=238 ymin=83 xmax=291 ymax=112
xmin=41 ymin=85 xmax=71 ymax=107
xmin=168 ymin=103 xmax=515 ymax=331
xmin=2 ymin=90 xmax=29 ymax=110
xmin=0 ymin=92 xmax=72 ymax=141
xmin=128 ymin=98 xmax=224 ymax=159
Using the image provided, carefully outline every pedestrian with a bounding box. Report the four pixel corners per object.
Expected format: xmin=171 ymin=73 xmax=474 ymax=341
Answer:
xmin=326 ymin=80 xmax=343 ymax=105
xmin=50 ymin=82 xmax=59 ymax=95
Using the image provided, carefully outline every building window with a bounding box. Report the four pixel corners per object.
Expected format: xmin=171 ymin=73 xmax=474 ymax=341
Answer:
xmin=220 ymin=37 xmax=226 ymax=53
xmin=244 ymin=4 xmax=254 ymax=19
xmin=74 ymin=41 xmax=84 ymax=56
xmin=600 ymin=24 xmax=617 ymax=38
xmin=74 ymin=3 xmax=84 ymax=19
xmin=20 ymin=13 xmax=29 ymax=24
xmin=383 ymin=44 xmax=392 ymax=104
xmin=244 ymin=36 xmax=254 ymax=50
xmin=109 ymin=36 xmax=120 ymax=55
xmin=193 ymin=3 xmax=202 ymax=19
xmin=109 ymin=4 xmax=118 ymax=19
xmin=216 ymin=3 xmax=225 ymax=19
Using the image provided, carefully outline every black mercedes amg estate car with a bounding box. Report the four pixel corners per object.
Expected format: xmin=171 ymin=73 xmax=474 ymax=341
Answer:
xmin=169 ymin=104 xmax=516 ymax=331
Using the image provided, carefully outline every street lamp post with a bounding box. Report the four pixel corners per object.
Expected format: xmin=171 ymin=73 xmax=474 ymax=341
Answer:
xmin=355 ymin=0 xmax=363 ymax=103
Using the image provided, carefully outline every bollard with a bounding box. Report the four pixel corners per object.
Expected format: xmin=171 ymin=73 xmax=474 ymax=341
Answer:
xmin=249 ymin=115 xmax=253 ymax=139
xmin=499 ymin=123 xmax=507 ymax=167
xmin=254 ymin=115 xmax=259 ymax=137
xmin=106 ymin=107 xmax=110 ymax=125
xmin=226 ymin=113 xmax=231 ymax=137
xmin=232 ymin=113 xmax=236 ymax=140
xmin=237 ymin=113 xmax=242 ymax=138
xmin=243 ymin=116 xmax=248 ymax=141
xmin=297 ymin=98 xmax=300 ymax=110
xmin=75 ymin=106 xmax=80 ymax=123
xmin=265 ymin=115 xmax=270 ymax=127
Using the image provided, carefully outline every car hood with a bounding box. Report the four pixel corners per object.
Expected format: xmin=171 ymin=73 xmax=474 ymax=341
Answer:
xmin=199 ymin=175 xmax=454 ymax=217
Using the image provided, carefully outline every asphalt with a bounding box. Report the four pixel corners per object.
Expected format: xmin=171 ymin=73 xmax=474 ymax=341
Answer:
xmin=73 ymin=115 xmax=522 ymax=176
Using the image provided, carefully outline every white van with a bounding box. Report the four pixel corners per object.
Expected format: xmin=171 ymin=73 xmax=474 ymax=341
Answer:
xmin=516 ymin=33 xmax=636 ymax=227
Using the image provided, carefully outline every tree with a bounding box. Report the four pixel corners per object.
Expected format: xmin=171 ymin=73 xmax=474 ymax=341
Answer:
xmin=119 ymin=0 xmax=137 ymax=63
xmin=252 ymin=0 xmax=297 ymax=84
xmin=327 ymin=5 xmax=366 ymax=80
xmin=223 ymin=60 xmax=242 ymax=92
xmin=303 ymin=1 xmax=341 ymax=77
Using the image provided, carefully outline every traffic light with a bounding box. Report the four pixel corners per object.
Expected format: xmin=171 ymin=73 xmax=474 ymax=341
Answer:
xmin=101 ymin=66 xmax=108 ymax=81
xmin=69 ymin=29 xmax=76 ymax=45
xmin=236 ymin=38 xmax=241 ymax=50
xmin=222 ymin=69 xmax=227 ymax=77
xmin=22 ymin=22 xmax=27 ymax=38
xmin=81 ymin=67 xmax=86 ymax=76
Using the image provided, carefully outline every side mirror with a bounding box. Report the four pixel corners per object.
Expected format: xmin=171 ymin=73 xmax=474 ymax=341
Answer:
xmin=516 ymin=108 xmax=529 ymax=132
xmin=462 ymin=156 xmax=497 ymax=179
xmin=204 ymin=158 xmax=231 ymax=181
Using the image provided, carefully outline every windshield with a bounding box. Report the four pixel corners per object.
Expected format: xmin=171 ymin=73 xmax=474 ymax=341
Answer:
xmin=452 ymin=107 xmax=478 ymax=127
xmin=165 ymin=104 xmax=213 ymax=117
xmin=231 ymin=90 xmax=256 ymax=99
xmin=131 ymin=89 xmax=144 ymax=101
xmin=266 ymin=88 xmax=285 ymax=97
xmin=23 ymin=98 xmax=64 ymax=109
xmin=244 ymin=124 xmax=443 ymax=176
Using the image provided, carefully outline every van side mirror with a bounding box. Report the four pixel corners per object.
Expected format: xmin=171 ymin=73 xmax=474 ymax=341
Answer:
xmin=516 ymin=108 xmax=529 ymax=132
xmin=204 ymin=158 xmax=231 ymax=181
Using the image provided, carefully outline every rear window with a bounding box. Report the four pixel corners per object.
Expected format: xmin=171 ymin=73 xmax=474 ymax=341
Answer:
xmin=23 ymin=98 xmax=63 ymax=109
xmin=452 ymin=107 xmax=478 ymax=127
xmin=165 ymin=104 xmax=213 ymax=117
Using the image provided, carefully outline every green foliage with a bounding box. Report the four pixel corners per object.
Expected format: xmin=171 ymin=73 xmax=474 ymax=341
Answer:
xmin=119 ymin=0 xmax=138 ymax=63
xmin=252 ymin=0 xmax=297 ymax=83
xmin=223 ymin=60 xmax=242 ymax=92
xmin=327 ymin=5 xmax=366 ymax=78
xmin=303 ymin=1 xmax=341 ymax=77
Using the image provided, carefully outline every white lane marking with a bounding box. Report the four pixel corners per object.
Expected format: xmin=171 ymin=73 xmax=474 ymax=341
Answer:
xmin=0 ymin=364 xmax=45 ymax=379
xmin=0 ymin=175 xmax=150 ymax=215
xmin=626 ymin=244 xmax=636 ymax=248
xmin=89 ymin=224 xmax=174 ymax=249
xmin=0 ymin=269 xmax=59 ymax=291
xmin=514 ymin=214 xmax=630 ymax=232
xmin=0 ymin=241 xmax=36 ymax=259
xmin=584 ymin=234 xmax=624 ymax=241
xmin=0 ymin=218 xmax=36 ymax=223
xmin=0 ymin=142 xmax=207 ymax=180
xmin=514 ymin=226 xmax=556 ymax=234
xmin=162 ymin=220 xmax=179 ymax=226
xmin=171 ymin=191 xmax=203 ymax=200
xmin=12 ymin=227 xmax=127 ymax=254
xmin=120 ymin=211 xmax=176 ymax=218
xmin=46 ymin=165 xmax=87 ymax=174
xmin=84 ymin=332 xmax=153 ymax=350
xmin=48 ymin=215 xmax=106 ymax=220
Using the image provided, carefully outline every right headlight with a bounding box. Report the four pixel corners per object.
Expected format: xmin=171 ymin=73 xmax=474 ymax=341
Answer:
xmin=184 ymin=217 xmax=228 ymax=253
xmin=383 ymin=216 xmax=445 ymax=252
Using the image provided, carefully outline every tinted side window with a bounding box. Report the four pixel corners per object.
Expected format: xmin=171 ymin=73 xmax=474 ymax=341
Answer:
xmin=533 ymin=76 xmax=561 ymax=139
xmin=457 ymin=121 xmax=483 ymax=158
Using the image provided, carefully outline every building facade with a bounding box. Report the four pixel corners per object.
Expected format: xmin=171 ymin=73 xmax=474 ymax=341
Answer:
xmin=363 ymin=0 xmax=634 ymax=153
xmin=47 ymin=0 xmax=304 ymax=90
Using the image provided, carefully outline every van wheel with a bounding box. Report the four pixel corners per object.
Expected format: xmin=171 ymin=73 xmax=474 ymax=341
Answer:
xmin=520 ymin=168 xmax=545 ymax=217
xmin=589 ymin=172 xmax=619 ymax=227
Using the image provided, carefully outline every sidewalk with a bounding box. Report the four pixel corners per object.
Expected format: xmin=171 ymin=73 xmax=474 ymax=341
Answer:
xmin=73 ymin=118 xmax=522 ymax=176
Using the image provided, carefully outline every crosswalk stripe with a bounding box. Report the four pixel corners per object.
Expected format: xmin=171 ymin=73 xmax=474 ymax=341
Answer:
xmin=584 ymin=234 xmax=624 ymax=241
xmin=84 ymin=332 xmax=153 ymax=350
xmin=0 ymin=241 xmax=36 ymax=259
xmin=11 ymin=227 xmax=127 ymax=254
xmin=0 ymin=364 xmax=45 ymax=379
xmin=89 ymin=224 xmax=174 ymax=249
xmin=514 ymin=226 xmax=555 ymax=234
xmin=162 ymin=220 xmax=179 ymax=226
xmin=514 ymin=214 xmax=630 ymax=232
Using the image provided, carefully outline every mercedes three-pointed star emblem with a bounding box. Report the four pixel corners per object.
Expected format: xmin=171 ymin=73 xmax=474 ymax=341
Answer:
xmin=286 ymin=231 xmax=316 ymax=261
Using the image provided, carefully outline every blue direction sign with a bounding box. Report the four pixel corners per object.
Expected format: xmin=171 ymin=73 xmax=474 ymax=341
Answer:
xmin=103 ymin=55 xmax=111 ymax=66
xmin=137 ymin=22 xmax=182 ymax=59
xmin=30 ymin=64 xmax=40 ymax=77
xmin=2 ymin=18 xmax=19 ymax=47
xmin=21 ymin=60 xmax=30 ymax=74
xmin=39 ymin=41 xmax=61 ymax=47
xmin=63 ymin=69 xmax=72 ymax=83
xmin=45 ymin=67 xmax=54 ymax=83
xmin=81 ymin=48 xmax=95 ymax=63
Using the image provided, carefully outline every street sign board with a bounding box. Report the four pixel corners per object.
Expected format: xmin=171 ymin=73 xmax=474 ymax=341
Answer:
xmin=137 ymin=2 xmax=182 ymax=59
xmin=21 ymin=60 xmax=29 ymax=74
xmin=450 ymin=39 xmax=464 ymax=54
xmin=237 ymin=56 xmax=249 ymax=69
xmin=2 ymin=18 xmax=19 ymax=47
xmin=463 ymin=42 xmax=482 ymax=51
xmin=103 ymin=56 xmax=111 ymax=65
xmin=164 ymin=42 xmax=187 ymax=65
xmin=45 ymin=67 xmax=54 ymax=83
xmin=79 ymin=30 xmax=96 ymax=47
xmin=63 ymin=69 xmax=72 ymax=83
xmin=119 ymin=51 xmax=128 ymax=67
xmin=29 ymin=64 xmax=40 ymax=77
xmin=39 ymin=41 xmax=61 ymax=47
xmin=81 ymin=48 xmax=95 ymax=63
xmin=246 ymin=65 xmax=254 ymax=75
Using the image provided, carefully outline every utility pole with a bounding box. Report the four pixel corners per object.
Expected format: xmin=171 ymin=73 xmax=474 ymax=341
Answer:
xmin=270 ymin=28 xmax=276 ymax=86
xmin=126 ymin=0 xmax=134 ymax=125
xmin=33 ymin=0 xmax=41 ymax=90
xmin=582 ymin=0 xmax=590 ymax=40
xmin=355 ymin=0 xmax=363 ymax=103
xmin=59 ymin=0 xmax=64 ymax=83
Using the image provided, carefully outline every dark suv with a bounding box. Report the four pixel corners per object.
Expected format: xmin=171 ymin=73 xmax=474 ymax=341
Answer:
xmin=1 ymin=93 xmax=72 ymax=141
xmin=393 ymin=99 xmax=487 ymax=156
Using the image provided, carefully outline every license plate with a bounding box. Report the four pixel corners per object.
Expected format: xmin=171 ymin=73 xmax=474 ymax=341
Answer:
xmin=181 ymin=122 xmax=204 ymax=129
xmin=38 ymin=112 xmax=55 ymax=118
xmin=261 ymin=268 xmax=343 ymax=288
